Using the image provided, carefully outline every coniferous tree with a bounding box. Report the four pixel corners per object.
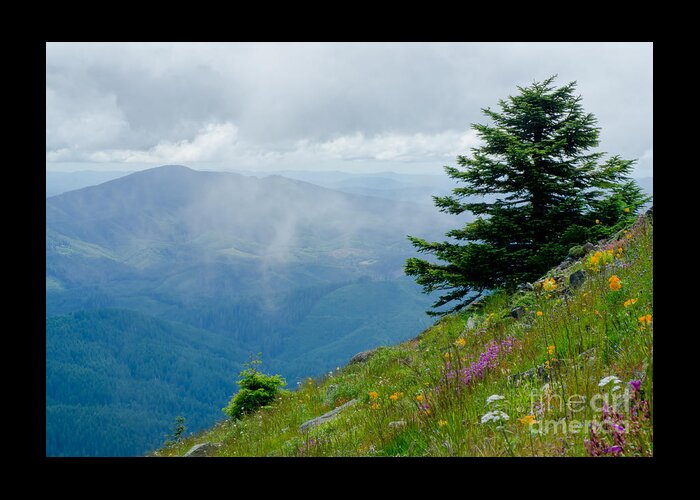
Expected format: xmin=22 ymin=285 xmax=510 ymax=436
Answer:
xmin=405 ymin=76 xmax=649 ymax=315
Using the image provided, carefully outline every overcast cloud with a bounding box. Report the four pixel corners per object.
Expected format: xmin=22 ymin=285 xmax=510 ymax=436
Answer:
xmin=46 ymin=42 xmax=653 ymax=177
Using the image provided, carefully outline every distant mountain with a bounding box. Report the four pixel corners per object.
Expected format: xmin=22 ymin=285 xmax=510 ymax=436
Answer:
xmin=46 ymin=165 xmax=454 ymax=456
xmin=46 ymin=170 xmax=133 ymax=197
xmin=240 ymin=169 xmax=455 ymax=205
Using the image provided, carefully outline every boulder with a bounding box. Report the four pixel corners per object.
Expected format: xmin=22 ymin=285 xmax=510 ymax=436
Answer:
xmin=183 ymin=442 xmax=221 ymax=457
xmin=583 ymin=242 xmax=596 ymax=253
xmin=569 ymin=270 xmax=586 ymax=289
xmin=518 ymin=282 xmax=534 ymax=292
xmin=348 ymin=349 xmax=377 ymax=365
xmin=300 ymin=398 xmax=358 ymax=432
xmin=510 ymin=306 xmax=526 ymax=319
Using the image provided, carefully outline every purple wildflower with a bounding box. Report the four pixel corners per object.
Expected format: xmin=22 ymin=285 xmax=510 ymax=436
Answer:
xmin=604 ymin=445 xmax=623 ymax=456
xmin=629 ymin=379 xmax=642 ymax=392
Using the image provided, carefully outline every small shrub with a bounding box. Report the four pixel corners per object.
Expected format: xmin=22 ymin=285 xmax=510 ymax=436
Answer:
xmin=568 ymin=245 xmax=586 ymax=259
xmin=223 ymin=358 xmax=286 ymax=420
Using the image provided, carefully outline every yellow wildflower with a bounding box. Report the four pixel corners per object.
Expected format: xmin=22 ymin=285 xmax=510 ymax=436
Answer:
xmin=438 ymin=419 xmax=448 ymax=427
xmin=416 ymin=394 xmax=424 ymax=403
xmin=623 ymin=298 xmax=638 ymax=308
xmin=443 ymin=352 xmax=451 ymax=360
xmin=519 ymin=415 xmax=537 ymax=425
xmin=370 ymin=403 xmax=380 ymax=410
xmin=608 ymin=275 xmax=622 ymax=291
xmin=536 ymin=311 xmax=543 ymax=317
xmin=596 ymin=219 xmax=601 ymax=224
xmin=543 ymin=277 xmax=557 ymax=291
xmin=547 ymin=345 xmax=555 ymax=355
xmin=544 ymin=360 xmax=550 ymax=369
xmin=624 ymin=207 xmax=630 ymax=213
xmin=369 ymin=391 xmax=378 ymax=400
xmin=618 ymin=247 xmax=623 ymax=253
xmin=389 ymin=392 xmax=402 ymax=402
xmin=454 ymin=337 xmax=466 ymax=347
xmin=638 ymin=314 xmax=653 ymax=325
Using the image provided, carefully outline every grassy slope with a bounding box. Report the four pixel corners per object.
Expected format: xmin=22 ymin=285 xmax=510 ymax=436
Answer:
xmin=154 ymin=216 xmax=653 ymax=457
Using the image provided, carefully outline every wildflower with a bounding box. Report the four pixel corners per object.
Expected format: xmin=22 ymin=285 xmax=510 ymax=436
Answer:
xmin=519 ymin=415 xmax=537 ymax=425
xmin=618 ymin=247 xmax=623 ymax=253
xmin=623 ymin=298 xmax=638 ymax=308
xmin=480 ymin=410 xmax=509 ymax=424
xmin=369 ymin=391 xmax=378 ymax=400
xmin=638 ymin=314 xmax=652 ymax=325
xmin=595 ymin=219 xmax=601 ymax=224
xmin=389 ymin=392 xmax=402 ymax=401
xmin=536 ymin=311 xmax=543 ymax=317
xmin=598 ymin=375 xmax=622 ymax=388
xmin=370 ymin=403 xmax=380 ymax=410
xmin=629 ymin=379 xmax=642 ymax=392
xmin=604 ymin=445 xmax=623 ymax=456
xmin=485 ymin=394 xmax=505 ymax=406
xmin=543 ymin=277 xmax=557 ymax=291
xmin=416 ymin=394 xmax=424 ymax=403
xmin=544 ymin=360 xmax=550 ymax=369
xmin=547 ymin=345 xmax=555 ymax=355
xmin=624 ymin=207 xmax=630 ymax=213
xmin=443 ymin=352 xmax=451 ymax=360
xmin=438 ymin=419 xmax=448 ymax=427
xmin=608 ymin=275 xmax=622 ymax=291
xmin=454 ymin=337 xmax=466 ymax=347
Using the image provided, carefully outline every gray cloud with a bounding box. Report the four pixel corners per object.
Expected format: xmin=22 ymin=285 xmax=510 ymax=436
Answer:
xmin=46 ymin=42 xmax=653 ymax=176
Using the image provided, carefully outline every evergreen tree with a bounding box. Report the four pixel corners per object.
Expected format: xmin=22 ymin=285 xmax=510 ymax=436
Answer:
xmin=405 ymin=76 xmax=649 ymax=315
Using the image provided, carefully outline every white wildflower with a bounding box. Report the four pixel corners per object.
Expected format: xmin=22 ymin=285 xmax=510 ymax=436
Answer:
xmin=598 ymin=375 xmax=622 ymax=388
xmin=485 ymin=394 xmax=506 ymax=406
xmin=481 ymin=410 xmax=510 ymax=424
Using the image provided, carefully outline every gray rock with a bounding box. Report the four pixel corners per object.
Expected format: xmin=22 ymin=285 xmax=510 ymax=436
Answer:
xmin=348 ymin=349 xmax=377 ymax=365
xmin=518 ymin=282 xmax=534 ymax=292
xmin=466 ymin=316 xmax=476 ymax=330
xmin=555 ymin=258 xmax=573 ymax=271
xmin=569 ymin=270 xmax=586 ymax=289
xmin=326 ymin=384 xmax=337 ymax=398
xmin=583 ymin=242 xmax=595 ymax=253
xmin=183 ymin=442 xmax=221 ymax=457
xmin=645 ymin=205 xmax=653 ymax=221
xmin=510 ymin=306 xmax=526 ymax=319
xmin=300 ymin=398 xmax=358 ymax=432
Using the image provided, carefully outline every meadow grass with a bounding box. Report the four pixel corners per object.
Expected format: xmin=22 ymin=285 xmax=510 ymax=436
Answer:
xmin=154 ymin=216 xmax=653 ymax=457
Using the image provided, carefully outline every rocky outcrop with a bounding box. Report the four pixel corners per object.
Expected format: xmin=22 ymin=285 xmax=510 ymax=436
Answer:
xmin=300 ymin=398 xmax=358 ymax=432
xmin=348 ymin=349 xmax=377 ymax=365
xmin=183 ymin=442 xmax=222 ymax=457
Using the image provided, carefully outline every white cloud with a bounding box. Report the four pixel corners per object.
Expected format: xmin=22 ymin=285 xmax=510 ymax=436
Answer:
xmin=309 ymin=130 xmax=481 ymax=162
xmin=48 ymin=122 xmax=241 ymax=164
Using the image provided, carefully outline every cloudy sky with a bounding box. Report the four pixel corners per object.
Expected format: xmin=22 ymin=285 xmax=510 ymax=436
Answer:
xmin=46 ymin=42 xmax=653 ymax=177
